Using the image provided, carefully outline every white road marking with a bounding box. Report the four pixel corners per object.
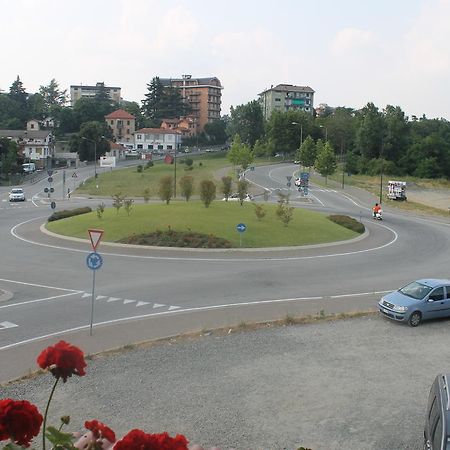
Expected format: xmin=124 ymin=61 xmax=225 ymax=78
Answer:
xmin=123 ymin=299 xmax=135 ymax=304
xmin=0 ymin=290 xmax=391 ymax=351
xmin=0 ymin=292 xmax=84 ymax=309
xmin=0 ymin=321 xmax=18 ymax=330
xmin=82 ymin=293 xmax=91 ymax=298
xmin=107 ymin=297 xmax=121 ymax=302
xmin=96 ymin=295 xmax=107 ymax=300
xmin=136 ymin=301 xmax=150 ymax=307
xmin=153 ymin=303 xmax=166 ymax=308
xmin=168 ymin=306 xmax=180 ymax=310
xmin=10 ymin=216 xmax=400 ymax=262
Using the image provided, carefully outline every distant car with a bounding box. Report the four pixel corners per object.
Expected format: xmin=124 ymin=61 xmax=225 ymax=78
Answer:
xmin=378 ymin=278 xmax=450 ymax=327
xmin=294 ymin=160 xmax=300 ymax=164
xmin=205 ymin=149 xmax=212 ymax=153
xmin=222 ymin=193 xmax=253 ymax=202
xmin=9 ymin=188 xmax=25 ymax=202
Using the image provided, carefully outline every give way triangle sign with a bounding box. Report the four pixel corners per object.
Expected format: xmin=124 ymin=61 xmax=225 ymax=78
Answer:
xmin=88 ymin=228 xmax=104 ymax=251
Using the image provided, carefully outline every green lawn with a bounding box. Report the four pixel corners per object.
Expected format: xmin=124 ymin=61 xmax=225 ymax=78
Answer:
xmin=77 ymin=153 xmax=238 ymax=197
xmin=46 ymin=201 xmax=360 ymax=248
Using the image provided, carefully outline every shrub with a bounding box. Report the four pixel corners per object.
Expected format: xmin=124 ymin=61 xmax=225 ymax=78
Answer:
xmin=112 ymin=193 xmax=125 ymax=214
xmin=179 ymin=175 xmax=194 ymax=201
xmin=185 ymin=158 xmax=193 ymax=168
xmin=48 ymin=207 xmax=92 ymax=222
xmin=136 ymin=165 xmax=143 ymax=173
xmin=124 ymin=198 xmax=134 ymax=216
xmin=276 ymin=193 xmax=294 ymax=227
xmin=253 ymin=203 xmax=266 ymax=221
xmin=158 ymin=175 xmax=173 ymax=204
xmin=237 ymin=179 xmax=249 ymax=205
xmin=143 ymin=188 xmax=150 ymax=203
xmin=221 ymin=176 xmax=232 ymax=201
xmin=96 ymin=202 xmax=105 ymax=219
xmin=199 ymin=179 xmax=216 ymax=207
xmin=145 ymin=161 xmax=154 ymax=169
xmin=328 ymin=215 xmax=365 ymax=233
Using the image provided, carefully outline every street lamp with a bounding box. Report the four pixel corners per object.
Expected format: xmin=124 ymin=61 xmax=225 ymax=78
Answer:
xmin=82 ymin=136 xmax=105 ymax=178
xmin=291 ymin=122 xmax=303 ymax=147
xmin=319 ymin=125 xmax=328 ymax=141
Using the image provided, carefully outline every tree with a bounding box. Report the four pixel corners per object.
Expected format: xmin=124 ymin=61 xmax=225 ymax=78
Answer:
xmin=8 ymin=76 xmax=28 ymax=125
xmin=39 ymin=79 xmax=67 ymax=115
xmin=354 ymin=102 xmax=384 ymax=159
xmin=297 ymin=136 xmax=317 ymax=169
xmin=0 ymin=137 xmax=19 ymax=177
xmin=179 ymin=175 xmax=194 ymax=201
xmin=199 ymin=179 xmax=216 ymax=207
xmin=158 ymin=175 xmax=174 ymax=204
xmin=276 ymin=192 xmax=294 ymax=227
xmin=315 ymin=141 xmax=337 ymax=184
xmin=204 ymin=119 xmax=228 ymax=145
xmin=221 ymin=176 xmax=232 ymax=200
xmin=236 ymin=180 xmax=249 ymax=206
xmin=227 ymin=134 xmax=254 ymax=170
xmin=228 ymin=100 xmax=264 ymax=147
xmin=73 ymin=121 xmax=111 ymax=161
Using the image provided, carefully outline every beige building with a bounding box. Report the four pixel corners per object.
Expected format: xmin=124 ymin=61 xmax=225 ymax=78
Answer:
xmin=70 ymin=82 xmax=121 ymax=106
xmin=105 ymin=109 xmax=136 ymax=148
xmin=160 ymin=75 xmax=223 ymax=132
xmin=134 ymin=128 xmax=182 ymax=152
xmin=258 ymin=84 xmax=314 ymax=119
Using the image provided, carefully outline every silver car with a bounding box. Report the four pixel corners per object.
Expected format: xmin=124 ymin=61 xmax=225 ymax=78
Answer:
xmin=9 ymin=188 xmax=26 ymax=202
xmin=378 ymin=279 xmax=450 ymax=327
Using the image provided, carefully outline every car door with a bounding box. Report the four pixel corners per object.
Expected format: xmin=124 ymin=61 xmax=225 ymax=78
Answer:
xmin=423 ymin=287 xmax=450 ymax=319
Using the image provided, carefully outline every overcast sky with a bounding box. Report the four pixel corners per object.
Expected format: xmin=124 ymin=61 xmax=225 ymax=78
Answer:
xmin=1 ymin=0 xmax=449 ymax=120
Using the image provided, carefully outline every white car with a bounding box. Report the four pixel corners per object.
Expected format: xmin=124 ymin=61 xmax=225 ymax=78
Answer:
xmin=9 ymin=188 xmax=25 ymax=202
xmin=222 ymin=193 xmax=253 ymax=202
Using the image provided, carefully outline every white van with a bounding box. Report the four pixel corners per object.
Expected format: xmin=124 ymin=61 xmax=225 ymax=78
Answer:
xmin=22 ymin=163 xmax=36 ymax=173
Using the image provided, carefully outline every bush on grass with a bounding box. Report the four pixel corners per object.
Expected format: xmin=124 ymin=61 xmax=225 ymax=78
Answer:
xmin=328 ymin=215 xmax=365 ymax=233
xmin=48 ymin=207 xmax=92 ymax=222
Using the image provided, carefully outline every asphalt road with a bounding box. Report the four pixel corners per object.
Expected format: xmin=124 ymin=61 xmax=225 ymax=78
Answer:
xmin=3 ymin=315 xmax=450 ymax=450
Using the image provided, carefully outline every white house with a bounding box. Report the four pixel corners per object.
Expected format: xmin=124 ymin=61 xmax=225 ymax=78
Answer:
xmin=134 ymin=128 xmax=182 ymax=152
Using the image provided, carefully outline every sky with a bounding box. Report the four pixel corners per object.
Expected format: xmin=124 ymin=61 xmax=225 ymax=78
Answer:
xmin=1 ymin=0 xmax=450 ymax=120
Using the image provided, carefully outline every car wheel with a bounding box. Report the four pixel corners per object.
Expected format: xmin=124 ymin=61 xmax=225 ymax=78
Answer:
xmin=408 ymin=311 xmax=422 ymax=327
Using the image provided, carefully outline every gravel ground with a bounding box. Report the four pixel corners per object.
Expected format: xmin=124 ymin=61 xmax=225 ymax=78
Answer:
xmin=3 ymin=314 xmax=450 ymax=450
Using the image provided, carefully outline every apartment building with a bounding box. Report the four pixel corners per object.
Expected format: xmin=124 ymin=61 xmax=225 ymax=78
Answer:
xmin=159 ymin=75 xmax=223 ymax=132
xmin=105 ymin=109 xmax=136 ymax=148
xmin=70 ymin=82 xmax=121 ymax=106
xmin=258 ymin=84 xmax=315 ymax=119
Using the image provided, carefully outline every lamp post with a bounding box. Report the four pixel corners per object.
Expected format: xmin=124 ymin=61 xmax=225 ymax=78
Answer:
xmin=379 ymin=139 xmax=384 ymax=204
xmin=291 ymin=122 xmax=303 ymax=147
xmin=319 ymin=125 xmax=328 ymax=141
xmin=82 ymin=136 xmax=105 ymax=178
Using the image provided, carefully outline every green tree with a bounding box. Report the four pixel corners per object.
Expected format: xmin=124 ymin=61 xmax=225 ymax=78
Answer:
xmin=276 ymin=193 xmax=294 ymax=227
xmin=112 ymin=193 xmax=124 ymax=214
xmin=228 ymin=100 xmax=264 ymax=147
xmin=158 ymin=175 xmax=174 ymax=204
xmin=199 ymin=179 xmax=216 ymax=207
xmin=297 ymin=136 xmax=317 ymax=169
xmin=73 ymin=121 xmax=111 ymax=161
xmin=382 ymin=105 xmax=410 ymax=163
xmin=227 ymin=134 xmax=254 ymax=170
xmin=0 ymin=138 xmax=19 ymax=177
xmin=8 ymin=76 xmax=29 ymax=125
xmin=253 ymin=139 xmax=269 ymax=157
xmin=39 ymin=79 xmax=67 ymax=115
xmin=179 ymin=175 xmax=194 ymax=201
xmin=204 ymin=119 xmax=228 ymax=145
xmin=221 ymin=176 xmax=232 ymax=200
xmin=315 ymin=141 xmax=337 ymax=184
xmin=354 ymin=102 xmax=384 ymax=159
xmin=236 ymin=179 xmax=249 ymax=206
xmin=253 ymin=203 xmax=266 ymax=221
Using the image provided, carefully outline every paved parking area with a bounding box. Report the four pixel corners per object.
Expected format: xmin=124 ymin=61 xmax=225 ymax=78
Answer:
xmin=3 ymin=314 xmax=450 ymax=450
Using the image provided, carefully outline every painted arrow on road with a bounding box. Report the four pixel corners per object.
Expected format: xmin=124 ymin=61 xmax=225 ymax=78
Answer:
xmin=0 ymin=321 xmax=18 ymax=330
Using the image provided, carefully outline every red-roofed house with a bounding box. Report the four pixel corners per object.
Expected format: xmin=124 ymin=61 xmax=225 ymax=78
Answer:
xmin=134 ymin=128 xmax=182 ymax=153
xmin=160 ymin=116 xmax=196 ymax=137
xmin=106 ymin=141 xmax=127 ymax=160
xmin=105 ymin=109 xmax=136 ymax=148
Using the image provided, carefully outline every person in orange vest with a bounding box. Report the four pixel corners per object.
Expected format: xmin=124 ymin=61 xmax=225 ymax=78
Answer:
xmin=373 ymin=203 xmax=381 ymax=218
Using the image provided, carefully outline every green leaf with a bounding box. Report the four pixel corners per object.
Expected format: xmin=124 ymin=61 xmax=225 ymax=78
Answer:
xmin=45 ymin=426 xmax=75 ymax=449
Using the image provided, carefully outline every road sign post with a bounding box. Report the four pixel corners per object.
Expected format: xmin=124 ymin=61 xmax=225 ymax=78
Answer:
xmin=86 ymin=229 xmax=104 ymax=336
xmin=236 ymin=223 xmax=247 ymax=247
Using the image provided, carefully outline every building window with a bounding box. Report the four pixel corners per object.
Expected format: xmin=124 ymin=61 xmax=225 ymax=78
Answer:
xmin=127 ymin=121 xmax=130 ymax=125
xmin=158 ymin=144 xmax=163 ymax=150
xmin=275 ymin=98 xmax=281 ymax=102
xmin=137 ymin=144 xmax=143 ymax=149
xmin=167 ymin=145 xmax=173 ymax=150
xmin=147 ymin=145 xmax=152 ymax=150
xmin=127 ymin=129 xmax=130 ymax=134
xmin=137 ymin=134 xmax=142 ymax=139
xmin=111 ymin=120 xmax=114 ymax=125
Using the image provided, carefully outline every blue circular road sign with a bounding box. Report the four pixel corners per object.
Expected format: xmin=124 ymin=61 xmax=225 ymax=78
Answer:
xmin=236 ymin=223 xmax=247 ymax=233
xmin=86 ymin=252 xmax=103 ymax=270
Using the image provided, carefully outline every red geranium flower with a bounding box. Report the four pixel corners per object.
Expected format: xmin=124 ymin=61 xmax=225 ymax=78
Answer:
xmin=114 ymin=429 xmax=189 ymax=450
xmin=37 ymin=340 xmax=87 ymax=382
xmin=0 ymin=399 xmax=43 ymax=447
xmin=85 ymin=419 xmax=116 ymax=443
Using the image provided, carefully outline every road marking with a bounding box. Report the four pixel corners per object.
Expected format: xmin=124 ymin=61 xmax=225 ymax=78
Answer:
xmin=153 ymin=303 xmax=166 ymax=308
xmin=0 ymin=292 xmax=84 ymax=310
xmin=168 ymin=306 xmax=180 ymax=310
xmin=0 ymin=321 xmax=18 ymax=330
xmin=0 ymin=290 xmax=393 ymax=351
xmin=107 ymin=297 xmax=121 ymax=302
xmin=123 ymin=299 xmax=135 ymax=304
xmin=82 ymin=293 xmax=91 ymax=298
xmin=136 ymin=301 xmax=150 ymax=307
xmin=96 ymin=295 xmax=107 ymax=300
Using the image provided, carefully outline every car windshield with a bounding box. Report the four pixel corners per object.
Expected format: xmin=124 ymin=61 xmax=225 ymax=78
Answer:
xmin=399 ymin=281 xmax=433 ymax=300
xmin=11 ymin=189 xmax=23 ymax=193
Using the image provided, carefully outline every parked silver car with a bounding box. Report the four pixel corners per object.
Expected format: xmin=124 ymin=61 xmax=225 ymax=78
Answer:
xmin=378 ymin=279 xmax=450 ymax=327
